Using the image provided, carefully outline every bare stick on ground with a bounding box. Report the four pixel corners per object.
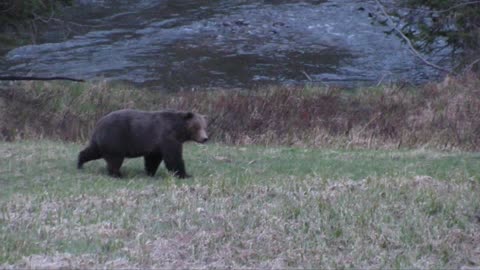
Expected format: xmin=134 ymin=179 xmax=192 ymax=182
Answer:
xmin=0 ymin=76 xmax=85 ymax=82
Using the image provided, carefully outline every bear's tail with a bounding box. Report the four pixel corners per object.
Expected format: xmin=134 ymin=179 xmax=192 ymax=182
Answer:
xmin=78 ymin=143 xmax=101 ymax=169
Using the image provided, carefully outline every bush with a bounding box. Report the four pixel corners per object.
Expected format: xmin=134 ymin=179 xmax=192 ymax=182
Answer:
xmin=1 ymin=74 xmax=479 ymax=150
xmin=0 ymin=0 xmax=71 ymax=28
xmin=374 ymin=0 xmax=480 ymax=71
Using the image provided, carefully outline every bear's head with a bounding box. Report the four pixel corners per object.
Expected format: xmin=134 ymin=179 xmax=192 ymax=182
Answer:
xmin=184 ymin=112 xmax=209 ymax=143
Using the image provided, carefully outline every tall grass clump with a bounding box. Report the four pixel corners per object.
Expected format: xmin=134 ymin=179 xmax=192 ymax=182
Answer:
xmin=1 ymin=73 xmax=479 ymax=150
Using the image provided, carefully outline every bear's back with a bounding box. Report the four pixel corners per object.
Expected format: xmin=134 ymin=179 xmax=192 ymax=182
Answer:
xmin=92 ymin=110 xmax=153 ymax=154
xmin=91 ymin=109 xmax=183 ymax=156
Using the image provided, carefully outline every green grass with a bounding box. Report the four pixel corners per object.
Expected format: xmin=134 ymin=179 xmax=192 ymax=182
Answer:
xmin=1 ymin=140 xmax=479 ymax=268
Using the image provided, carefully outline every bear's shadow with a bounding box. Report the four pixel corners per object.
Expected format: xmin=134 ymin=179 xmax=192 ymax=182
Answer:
xmin=83 ymin=160 xmax=172 ymax=180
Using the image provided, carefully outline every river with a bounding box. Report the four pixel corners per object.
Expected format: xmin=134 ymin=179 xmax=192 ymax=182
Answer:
xmin=1 ymin=0 xmax=449 ymax=90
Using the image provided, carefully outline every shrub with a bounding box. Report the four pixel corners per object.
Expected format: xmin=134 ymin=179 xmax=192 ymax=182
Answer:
xmin=1 ymin=74 xmax=479 ymax=150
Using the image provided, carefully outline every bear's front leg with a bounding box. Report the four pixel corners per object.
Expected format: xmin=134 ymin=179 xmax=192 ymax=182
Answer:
xmin=164 ymin=157 xmax=191 ymax=178
xmin=163 ymin=143 xmax=191 ymax=178
xmin=144 ymin=153 xmax=162 ymax=177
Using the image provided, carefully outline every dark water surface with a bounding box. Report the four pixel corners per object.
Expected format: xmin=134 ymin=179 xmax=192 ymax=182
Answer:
xmin=1 ymin=0 xmax=449 ymax=90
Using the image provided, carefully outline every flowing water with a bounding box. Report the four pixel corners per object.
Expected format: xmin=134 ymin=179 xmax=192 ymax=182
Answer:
xmin=1 ymin=0 xmax=449 ymax=90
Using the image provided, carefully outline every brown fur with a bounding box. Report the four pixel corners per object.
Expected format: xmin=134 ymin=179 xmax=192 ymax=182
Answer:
xmin=78 ymin=109 xmax=208 ymax=178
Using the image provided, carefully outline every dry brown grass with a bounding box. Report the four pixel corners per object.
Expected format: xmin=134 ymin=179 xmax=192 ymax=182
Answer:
xmin=2 ymin=178 xmax=479 ymax=269
xmin=1 ymin=73 xmax=479 ymax=150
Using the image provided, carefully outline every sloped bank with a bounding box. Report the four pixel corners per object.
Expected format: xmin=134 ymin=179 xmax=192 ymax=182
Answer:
xmin=0 ymin=73 xmax=479 ymax=150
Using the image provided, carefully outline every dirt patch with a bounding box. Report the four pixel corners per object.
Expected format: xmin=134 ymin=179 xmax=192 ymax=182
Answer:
xmin=411 ymin=175 xmax=450 ymax=191
xmin=2 ymin=253 xmax=96 ymax=270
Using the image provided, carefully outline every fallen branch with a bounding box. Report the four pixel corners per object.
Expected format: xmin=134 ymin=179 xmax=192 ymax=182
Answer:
xmin=374 ymin=0 xmax=453 ymax=74
xmin=0 ymin=76 xmax=85 ymax=82
xmin=465 ymin=58 xmax=480 ymax=73
xmin=301 ymin=70 xmax=313 ymax=81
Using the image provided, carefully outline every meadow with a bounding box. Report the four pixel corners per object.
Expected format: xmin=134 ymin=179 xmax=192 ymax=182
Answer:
xmin=1 ymin=140 xmax=479 ymax=268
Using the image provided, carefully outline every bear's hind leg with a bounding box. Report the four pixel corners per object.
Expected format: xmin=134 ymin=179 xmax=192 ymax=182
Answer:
xmin=78 ymin=144 xmax=102 ymax=169
xmin=105 ymin=156 xmax=124 ymax=178
xmin=144 ymin=154 xmax=162 ymax=177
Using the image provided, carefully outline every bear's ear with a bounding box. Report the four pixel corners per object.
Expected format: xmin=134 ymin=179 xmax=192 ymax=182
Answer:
xmin=183 ymin=112 xmax=194 ymax=120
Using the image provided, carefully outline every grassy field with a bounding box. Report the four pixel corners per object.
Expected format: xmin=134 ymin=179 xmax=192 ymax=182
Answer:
xmin=1 ymin=140 xmax=480 ymax=268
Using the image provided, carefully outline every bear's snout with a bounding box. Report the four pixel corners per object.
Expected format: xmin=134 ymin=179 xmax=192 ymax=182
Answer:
xmin=195 ymin=129 xmax=208 ymax=143
xmin=195 ymin=133 xmax=208 ymax=143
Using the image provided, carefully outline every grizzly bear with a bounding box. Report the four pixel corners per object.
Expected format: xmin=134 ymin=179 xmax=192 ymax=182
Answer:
xmin=77 ymin=109 xmax=208 ymax=178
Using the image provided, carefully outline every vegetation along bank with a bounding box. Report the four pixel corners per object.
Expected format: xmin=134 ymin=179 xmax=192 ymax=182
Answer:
xmin=1 ymin=73 xmax=479 ymax=151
